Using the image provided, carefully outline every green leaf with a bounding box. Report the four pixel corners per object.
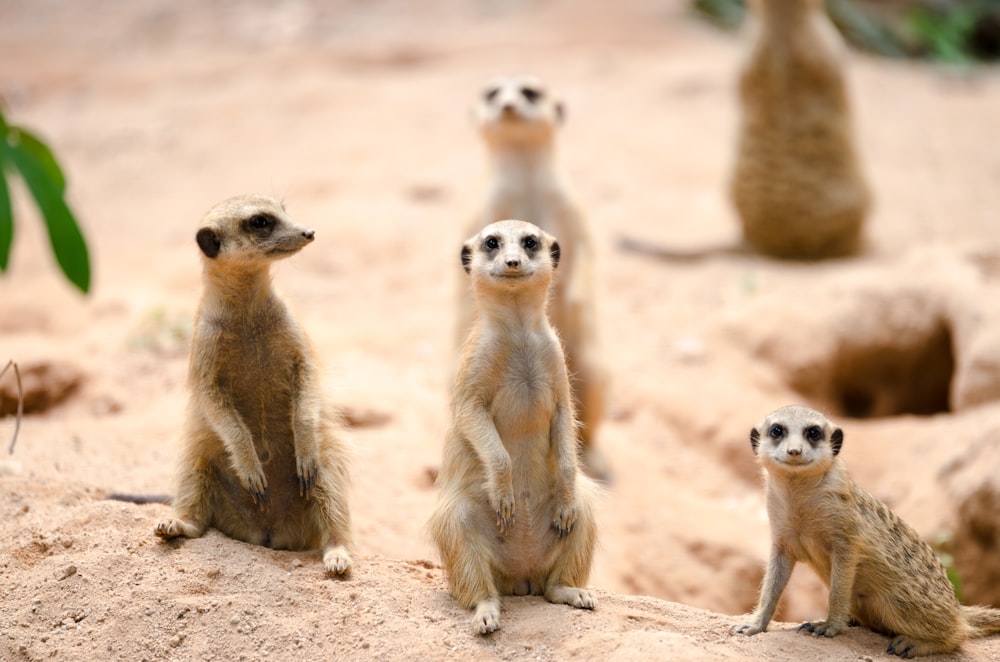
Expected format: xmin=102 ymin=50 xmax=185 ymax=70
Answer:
xmin=14 ymin=127 xmax=67 ymax=193
xmin=3 ymin=137 xmax=90 ymax=293
xmin=0 ymin=164 xmax=11 ymax=272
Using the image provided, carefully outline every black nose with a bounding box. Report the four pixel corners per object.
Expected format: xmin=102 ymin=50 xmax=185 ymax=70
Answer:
xmin=303 ymin=229 xmax=315 ymax=240
xmin=506 ymin=259 xmax=520 ymax=268
xmin=787 ymin=448 xmax=801 ymax=456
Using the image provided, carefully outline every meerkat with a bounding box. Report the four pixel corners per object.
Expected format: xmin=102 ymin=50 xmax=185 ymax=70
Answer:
xmin=154 ymin=194 xmax=352 ymax=575
xmin=733 ymin=405 xmax=1000 ymax=657
xmin=429 ymin=219 xmax=600 ymax=635
xmin=730 ymin=0 xmax=871 ymax=259
xmin=457 ymin=75 xmax=609 ymax=480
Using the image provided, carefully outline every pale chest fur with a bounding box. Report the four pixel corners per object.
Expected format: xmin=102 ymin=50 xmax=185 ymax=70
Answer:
xmin=765 ymin=474 xmax=856 ymax=584
xmin=487 ymin=326 xmax=560 ymax=446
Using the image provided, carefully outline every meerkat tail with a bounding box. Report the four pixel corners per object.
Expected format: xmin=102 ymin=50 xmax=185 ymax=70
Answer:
xmin=964 ymin=605 xmax=1000 ymax=637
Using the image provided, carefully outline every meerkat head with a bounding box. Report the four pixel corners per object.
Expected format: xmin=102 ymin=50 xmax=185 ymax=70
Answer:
xmin=749 ymin=405 xmax=843 ymax=476
xmin=460 ymin=220 xmax=560 ymax=294
xmin=195 ymin=195 xmax=315 ymax=267
xmin=474 ymin=75 xmax=565 ymax=149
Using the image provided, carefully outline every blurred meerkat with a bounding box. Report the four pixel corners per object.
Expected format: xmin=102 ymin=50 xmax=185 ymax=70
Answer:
xmin=430 ymin=220 xmax=600 ymax=635
xmin=154 ymin=195 xmax=352 ymax=575
xmin=733 ymin=405 xmax=1000 ymax=657
xmin=457 ymin=75 xmax=609 ymax=480
xmin=731 ymin=0 xmax=871 ymax=259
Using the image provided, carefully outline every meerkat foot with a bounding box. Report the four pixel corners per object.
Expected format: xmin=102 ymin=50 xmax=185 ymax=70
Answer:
xmin=552 ymin=503 xmax=577 ymax=538
xmin=472 ymin=598 xmax=501 ymax=635
xmin=545 ymin=585 xmax=596 ymax=610
xmin=296 ymin=454 xmax=318 ymax=498
xmin=731 ymin=622 xmax=765 ymax=636
xmin=797 ymin=619 xmax=846 ymax=638
xmin=322 ymin=545 xmax=352 ymax=575
xmin=154 ymin=518 xmax=204 ymax=540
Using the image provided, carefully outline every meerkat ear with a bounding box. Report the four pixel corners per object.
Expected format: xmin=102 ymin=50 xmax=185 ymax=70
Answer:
xmin=550 ymin=240 xmax=561 ymax=270
xmin=461 ymin=244 xmax=473 ymax=274
xmin=196 ymin=228 xmax=222 ymax=259
xmin=830 ymin=428 xmax=844 ymax=456
xmin=555 ymin=101 xmax=566 ymax=124
xmin=750 ymin=427 xmax=760 ymax=454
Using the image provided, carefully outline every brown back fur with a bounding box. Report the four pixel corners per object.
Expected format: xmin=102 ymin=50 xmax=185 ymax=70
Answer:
xmin=731 ymin=0 xmax=871 ymax=259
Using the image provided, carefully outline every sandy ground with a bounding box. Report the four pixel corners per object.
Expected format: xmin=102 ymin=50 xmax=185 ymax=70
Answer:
xmin=2 ymin=0 xmax=1000 ymax=659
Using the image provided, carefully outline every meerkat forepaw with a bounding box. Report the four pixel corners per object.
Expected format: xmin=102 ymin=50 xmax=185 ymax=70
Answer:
xmin=797 ymin=620 xmax=845 ymax=638
xmin=296 ymin=455 xmax=318 ymax=498
xmin=491 ymin=490 xmax=515 ymax=533
xmin=552 ymin=503 xmax=577 ymax=537
xmin=240 ymin=469 xmax=269 ymax=508
xmin=731 ymin=622 xmax=764 ymax=636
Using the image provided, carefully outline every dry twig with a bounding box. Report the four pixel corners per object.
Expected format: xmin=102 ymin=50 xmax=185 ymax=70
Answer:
xmin=1 ymin=359 xmax=23 ymax=454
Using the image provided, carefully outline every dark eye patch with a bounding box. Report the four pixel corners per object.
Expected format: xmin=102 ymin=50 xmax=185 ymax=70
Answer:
xmin=484 ymin=235 xmax=500 ymax=251
xmin=768 ymin=424 xmax=786 ymax=441
xmin=804 ymin=426 xmax=824 ymax=445
xmin=243 ymin=213 xmax=277 ymax=236
xmin=484 ymin=87 xmax=500 ymax=103
xmin=522 ymin=235 xmax=538 ymax=252
xmin=521 ymin=86 xmax=542 ymax=103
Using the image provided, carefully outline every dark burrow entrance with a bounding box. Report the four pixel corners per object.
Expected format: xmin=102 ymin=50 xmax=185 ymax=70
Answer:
xmin=787 ymin=320 xmax=955 ymax=419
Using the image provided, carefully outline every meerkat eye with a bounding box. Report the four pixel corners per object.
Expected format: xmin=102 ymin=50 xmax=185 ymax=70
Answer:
xmin=522 ymin=236 xmax=538 ymax=250
xmin=485 ymin=236 xmax=500 ymax=250
xmin=245 ymin=214 xmax=276 ymax=231
xmin=484 ymin=87 xmax=500 ymax=103
xmin=521 ymin=86 xmax=542 ymax=103
xmin=805 ymin=426 xmax=823 ymax=443
xmin=768 ymin=424 xmax=786 ymax=440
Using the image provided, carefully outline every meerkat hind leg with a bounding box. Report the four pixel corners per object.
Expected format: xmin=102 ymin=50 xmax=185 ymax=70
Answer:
xmin=473 ymin=597 xmax=501 ymax=635
xmin=887 ymin=635 xmax=957 ymax=659
xmin=544 ymin=584 xmax=596 ymax=609
xmin=154 ymin=517 xmax=206 ymax=540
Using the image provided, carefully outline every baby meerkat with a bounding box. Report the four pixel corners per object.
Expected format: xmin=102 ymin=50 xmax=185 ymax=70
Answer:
xmin=430 ymin=219 xmax=600 ymax=635
xmin=458 ymin=75 xmax=609 ymax=480
xmin=154 ymin=195 xmax=352 ymax=575
xmin=730 ymin=0 xmax=871 ymax=259
xmin=733 ymin=405 xmax=1000 ymax=657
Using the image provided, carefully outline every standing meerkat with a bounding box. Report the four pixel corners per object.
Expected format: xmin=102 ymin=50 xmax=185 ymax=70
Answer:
xmin=731 ymin=0 xmax=871 ymax=259
xmin=430 ymin=219 xmax=600 ymax=635
xmin=457 ymin=75 xmax=609 ymax=480
xmin=733 ymin=405 xmax=1000 ymax=657
xmin=154 ymin=195 xmax=352 ymax=575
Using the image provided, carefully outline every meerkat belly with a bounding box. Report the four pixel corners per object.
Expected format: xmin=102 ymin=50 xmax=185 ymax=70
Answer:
xmin=211 ymin=340 xmax=312 ymax=546
xmin=497 ymin=441 xmax=561 ymax=593
xmin=491 ymin=383 xmax=561 ymax=591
